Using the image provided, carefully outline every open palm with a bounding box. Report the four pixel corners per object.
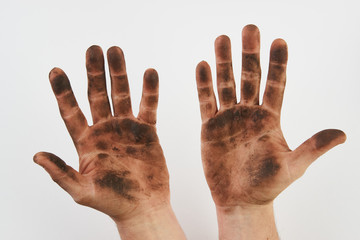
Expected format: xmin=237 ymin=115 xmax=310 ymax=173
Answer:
xmin=34 ymin=46 xmax=169 ymax=221
xmin=196 ymin=25 xmax=346 ymax=207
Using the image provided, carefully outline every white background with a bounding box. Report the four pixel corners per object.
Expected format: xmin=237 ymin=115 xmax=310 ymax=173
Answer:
xmin=1 ymin=0 xmax=359 ymax=239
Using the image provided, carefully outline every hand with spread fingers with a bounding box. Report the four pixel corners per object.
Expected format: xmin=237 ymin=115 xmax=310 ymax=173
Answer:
xmin=195 ymin=24 xmax=346 ymax=239
xmin=34 ymin=46 xmax=186 ymax=240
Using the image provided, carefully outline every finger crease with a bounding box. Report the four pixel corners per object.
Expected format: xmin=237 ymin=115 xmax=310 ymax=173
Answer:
xmin=266 ymin=80 xmax=286 ymax=87
xmin=269 ymin=62 xmax=287 ymax=67
xmin=242 ymin=49 xmax=260 ymax=54
xmin=140 ymin=107 xmax=157 ymax=112
xmin=141 ymin=92 xmax=159 ymax=96
xmin=87 ymin=71 xmax=105 ymax=77
xmin=62 ymin=106 xmax=82 ymax=119
xmin=217 ymin=61 xmax=233 ymax=66
xmin=89 ymin=92 xmax=109 ymax=99
xmin=218 ymin=82 xmax=236 ymax=88
xmin=111 ymin=73 xmax=127 ymax=78
xmin=55 ymin=90 xmax=74 ymax=98
xmin=113 ymin=94 xmax=131 ymax=100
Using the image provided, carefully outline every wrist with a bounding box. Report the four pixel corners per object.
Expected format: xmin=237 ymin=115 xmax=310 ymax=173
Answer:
xmin=216 ymin=202 xmax=279 ymax=240
xmin=113 ymin=202 xmax=186 ymax=240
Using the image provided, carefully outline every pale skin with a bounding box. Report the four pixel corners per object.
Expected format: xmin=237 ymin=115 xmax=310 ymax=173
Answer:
xmin=195 ymin=24 xmax=346 ymax=239
xmin=33 ymin=46 xmax=186 ymax=240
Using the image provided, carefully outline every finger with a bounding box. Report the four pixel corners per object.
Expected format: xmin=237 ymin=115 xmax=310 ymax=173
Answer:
xmin=241 ymin=24 xmax=261 ymax=105
xmin=196 ymin=61 xmax=217 ymax=122
xmin=49 ymin=68 xmax=88 ymax=142
xmin=33 ymin=152 xmax=85 ymax=200
xmin=107 ymin=46 xmax=133 ymax=117
xmin=215 ymin=35 xmax=237 ymax=109
xmin=262 ymin=39 xmax=288 ymax=114
xmin=86 ymin=45 xmax=112 ymax=124
xmin=137 ymin=68 xmax=159 ymax=125
xmin=289 ymin=129 xmax=346 ymax=179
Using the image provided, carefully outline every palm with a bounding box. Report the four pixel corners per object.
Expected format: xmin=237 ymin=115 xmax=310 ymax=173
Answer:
xmin=196 ymin=25 xmax=346 ymax=207
xmin=76 ymin=117 xmax=169 ymax=218
xmin=77 ymin=117 xmax=164 ymax=177
xmin=34 ymin=46 xmax=169 ymax=221
xmin=202 ymin=105 xmax=291 ymax=205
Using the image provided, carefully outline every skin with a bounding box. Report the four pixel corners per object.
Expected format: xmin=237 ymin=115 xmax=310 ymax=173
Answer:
xmin=196 ymin=24 xmax=346 ymax=239
xmin=34 ymin=46 xmax=186 ymax=240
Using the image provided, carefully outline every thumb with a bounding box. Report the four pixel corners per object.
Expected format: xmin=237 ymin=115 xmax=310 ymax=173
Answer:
xmin=289 ymin=129 xmax=346 ymax=179
xmin=33 ymin=152 xmax=85 ymax=199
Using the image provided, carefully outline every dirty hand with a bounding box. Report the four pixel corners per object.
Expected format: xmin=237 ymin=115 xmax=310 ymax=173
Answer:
xmin=34 ymin=46 xmax=185 ymax=240
xmin=196 ymin=25 xmax=346 ymax=239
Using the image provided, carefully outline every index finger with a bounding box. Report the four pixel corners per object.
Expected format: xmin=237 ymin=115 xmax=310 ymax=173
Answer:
xmin=262 ymin=39 xmax=288 ymax=114
xmin=49 ymin=68 xmax=88 ymax=142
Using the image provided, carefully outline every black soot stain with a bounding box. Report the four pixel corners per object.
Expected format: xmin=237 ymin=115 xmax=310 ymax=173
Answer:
xmin=97 ymin=153 xmax=109 ymax=159
xmin=198 ymin=87 xmax=211 ymax=98
xmin=112 ymin=120 xmax=123 ymax=137
xmin=221 ymin=87 xmax=234 ymax=102
xmin=96 ymin=171 xmax=138 ymax=201
xmin=207 ymin=109 xmax=233 ymax=130
xmin=49 ymin=154 xmax=68 ymax=172
xmin=249 ymin=157 xmax=280 ymax=186
xmin=126 ymin=146 xmax=137 ymax=154
xmin=96 ymin=141 xmax=108 ymax=150
xmin=242 ymin=81 xmax=255 ymax=99
xmin=315 ymin=130 xmax=343 ymax=149
xmin=270 ymin=44 xmax=287 ymax=63
xmin=107 ymin=47 xmax=123 ymax=72
xmin=242 ymin=53 xmax=260 ymax=72
xmin=198 ymin=64 xmax=208 ymax=83
xmin=122 ymin=119 xmax=156 ymax=143
xmin=146 ymin=72 xmax=158 ymax=90
xmin=112 ymin=146 xmax=120 ymax=152
xmin=251 ymin=109 xmax=268 ymax=123
xmin=218 ymin=66 xmax=232 ymax=82
xmin=145 ymin=95 xmax=158 ymax=107
xmin=92 ymin=122 xmax=113 ymax=136
xmin=51 ymin=74 xmax=71 ymax=95
xmin=268 ymin=64 xmax=283 ymax=81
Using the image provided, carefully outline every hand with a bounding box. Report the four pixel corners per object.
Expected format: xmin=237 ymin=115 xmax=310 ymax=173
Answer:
xmin=196 ymin=24 xmax=346 ymax=239
xmin=34 ymin=46 xmax=185 ymax=239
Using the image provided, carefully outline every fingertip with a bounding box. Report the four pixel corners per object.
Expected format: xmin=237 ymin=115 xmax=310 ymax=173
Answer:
xmin=87 ymin=45 xmax=102 ymax=52
xmin=335 ymin=129 xmax=347 ymax=144
xmin=49 ymin=68 xmax=71 ymax=95
xmin=197 ymin=60 xmax=210 ymax=69
xmin=215 ymin=35 xmax=230 ymax=45
xmin=215 ymin=35 xmax=232 ymax=61
xmin=86 ymin=45 xmax=104 ymax=70
xmin=33 ymin=151 xmax=48 ymax=165
xmin=270 ymin=38 xmax=288 ymax=64
xmin=341 ymin=131 xmax=347 ymax=143
xmin=144 ymin=67 xmax=158 ymax=76
xmin=196 ymin=61 xmax=211 ymax=83
xmin=272 ymin=38 xmax=287 ymax=47
xmin=315 ymin=129 xmax=347 ymax=150
xmin=242 ymin=24 xmax=260 ymax=33
xmin=107 ymin=46 xmax=124 ymax=57
xmin=144 ymin=68 xmax=159 ymax=90
xmin=242 ymin=24 xmax=260 ymax=51
xmin=33 ymin=153 xmax=40 ymax=164
xmin=49 ymin=67 xmax=64 ymax=79
xmin=86 ymin=45 xmax=102 ymax=56
xmin=107 ymin=46 xmax=126 ymax=73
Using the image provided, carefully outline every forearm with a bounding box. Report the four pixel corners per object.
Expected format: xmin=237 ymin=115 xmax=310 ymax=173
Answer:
xmin=114 ymin=203 xmax=186 ymax=240
xmin=216 ymin=202 xmax=279 ymax=240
